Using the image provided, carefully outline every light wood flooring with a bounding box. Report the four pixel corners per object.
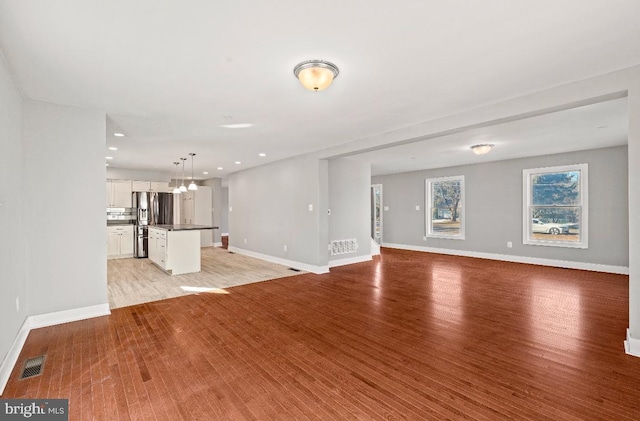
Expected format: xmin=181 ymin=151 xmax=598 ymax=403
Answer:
xmin=4 ymin=248 xmax=640 ymax=420
xmin=108 ymin=246 xmax=303 ymax=309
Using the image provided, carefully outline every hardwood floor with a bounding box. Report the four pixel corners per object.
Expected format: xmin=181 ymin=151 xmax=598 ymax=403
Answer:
xmin=3 ymin=248 xmax=640 ymax=420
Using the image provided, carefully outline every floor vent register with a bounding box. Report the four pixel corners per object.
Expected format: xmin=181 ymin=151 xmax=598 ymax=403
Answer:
xmin=20 ymin=355 xmax=46 ymax=379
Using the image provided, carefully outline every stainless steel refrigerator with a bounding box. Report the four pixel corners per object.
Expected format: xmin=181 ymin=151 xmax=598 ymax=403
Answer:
xmin=132 ymin=192 xmax=174 ymax=258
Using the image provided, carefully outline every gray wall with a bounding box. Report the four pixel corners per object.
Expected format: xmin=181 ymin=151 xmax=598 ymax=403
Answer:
xmin=328 ymin=159 xmax=371 ymax=261
xmin=229 ymin=156 xmax=329 ymax=268
xmin=23 ymin=100 xmax=108 ymax=314
xmin=0 ymin=55 xmax=28 ymax=368
xmin=372 ymin=146 xmax=628 ymax=267
xmin=203 ymin=177 xmax=223 ymax=244
xmin=221 ymin=187 xmax=229 ymax=234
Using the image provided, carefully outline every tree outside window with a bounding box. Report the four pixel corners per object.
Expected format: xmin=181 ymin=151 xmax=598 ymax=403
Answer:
xmin=426 ymin=176 xmax=465 ymax=239
xmin=523 ymin=164 xmax=588 ymax=248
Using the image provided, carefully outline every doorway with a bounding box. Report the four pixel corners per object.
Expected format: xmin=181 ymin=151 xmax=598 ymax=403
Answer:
xmin=371 ymin=184 xmax=383 ymax=245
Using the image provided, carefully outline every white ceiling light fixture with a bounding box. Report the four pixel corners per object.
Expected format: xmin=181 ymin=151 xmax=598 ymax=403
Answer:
xmin=179 ymin=158 xmax=188 ymax=192
xmin=172 ymin=162 xmax=181 ymax=194
xmin=106 ymin=156 xmax=114 ymax=160
xmin=293 ymin=60 xmax=339 ymax=92
xmin=220 ymin=123 xmax=254 ymax=129
xmin=188 ymin=153 xmax=198 ymax=191
xmin=113 ymin=133 xmax=124 ymax=137
xmin=108 ymin=146 xmax=118 ymax=151
xmin=258 ymin=153 xmax=266 ymax=157
xmin=470 ymin=144 xmax=494 ymax=155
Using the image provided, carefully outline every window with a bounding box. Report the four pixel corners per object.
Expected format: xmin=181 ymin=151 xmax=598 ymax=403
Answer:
xmin=426 ymin=175 xmax=464 ymax=239
xmin=523 ymin=164 xmax=588 ymax=248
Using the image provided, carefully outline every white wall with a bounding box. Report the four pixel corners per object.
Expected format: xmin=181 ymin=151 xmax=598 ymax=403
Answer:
xmin=204 ymin=178 xmax=223 ymax=244
xmin=328 ymin=158 xmax=371 ymax=263
xmin=220 ymin=187 xmax=229 ymax=234
xmin=0 ymin=54 xmax=28 ymax=371
xmin=372 ymin=146 xmax=628 ymax=270
xmin=229 ymin=156 xmax=329 ymax=271
xmin=23 ymin=100 xmax=108 ymax=314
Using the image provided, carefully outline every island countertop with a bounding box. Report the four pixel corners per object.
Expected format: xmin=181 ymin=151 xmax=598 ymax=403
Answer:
xmin=152 ymin=224 xmax=218 ymax=231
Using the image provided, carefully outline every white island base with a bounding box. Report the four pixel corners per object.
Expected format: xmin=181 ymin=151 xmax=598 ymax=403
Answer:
xmin=148 ymin=227 xmax=201 ymax=275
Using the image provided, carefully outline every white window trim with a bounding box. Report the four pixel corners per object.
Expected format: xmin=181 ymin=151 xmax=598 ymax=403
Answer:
xmin=425 ymin=175 xmax=465 ymax=240
xmin=522 ymin=163 xmax=588 ymax=249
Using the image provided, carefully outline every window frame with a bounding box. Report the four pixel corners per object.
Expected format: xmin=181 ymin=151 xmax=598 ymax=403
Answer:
xmin=522 ymin=163 xmax=588 ymax=249
xmin=425 ymin=175 xmax=465 ymax=240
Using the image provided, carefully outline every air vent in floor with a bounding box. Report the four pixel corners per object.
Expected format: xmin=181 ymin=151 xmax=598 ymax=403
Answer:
xmin=20 ymin=355 xmax=46 ymax=379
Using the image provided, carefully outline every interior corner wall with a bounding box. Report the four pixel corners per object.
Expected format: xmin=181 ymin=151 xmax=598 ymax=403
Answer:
xmin=228 ymin=156 xmax=328 ymax=268
xmin=204 ymin=178 xmax=223 ymax=244
xmin=328 ymin=158 xmax=372 ymax=261
xmin=23 ymin=100 xmax=108 ymax=315
xmin=372 ymin=146 xmax=628 ymax=268
xmin=0 ymin=54 xmax=28 ymax=369
xmin=220 ymin=187 xmax=229 ymax=234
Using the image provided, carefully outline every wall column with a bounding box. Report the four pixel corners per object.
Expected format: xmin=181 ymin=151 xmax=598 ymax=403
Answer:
xmin=626 ymin=85 xmax=640 ymax=355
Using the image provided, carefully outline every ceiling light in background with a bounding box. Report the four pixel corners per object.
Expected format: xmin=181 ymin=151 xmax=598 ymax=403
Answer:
xmin=258 ymin=153 xmax=266 ymax=157
xmin=113 ymin=133 xmax=124 ymax=137
xmin=106 ymin=156 xmax=114 ymax=160
xmin=108 ymin=146 xmax=118 ymax=151
xmin=188 ymin=153 xmax=198 ymax=191
xmin=220 ymin=123 xmax=254 ymax=129
xmin=470 ymin=144 xmax=494 ymax=155
xmin=106 ymin=163 xmax=109 ymax=167
xmin=293 ymin=60 xmax=339 ymax=92
xmin=179 ymin=158 xmax=188 ymax=192
xmin=203 ymin=171 xmax=209 ymax=175
xmin=217 ymin=167 xmax=223 ymax=170
xmin=172 ymin=162 xmax=181 ymax=194
xmin=234 ymin=161 xmax=241 ymax=165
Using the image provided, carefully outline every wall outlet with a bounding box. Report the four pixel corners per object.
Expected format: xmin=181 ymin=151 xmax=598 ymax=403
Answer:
xmin=308 ymin=204 xmax=313 ymax=211
xmin=16 ymin=296 xmax=19 ymax=313
xmin=284 ymin=244 xmax=288 ymax=252
xmin=507 ymin=241 xmax=513 ymax=248
xmin=243 ymin=238 xmax=247 ymax=244
xmin=384 ymin=206 xmax=389 ymax=211
xmin=415 ymin=205 xmax=420 ymax=211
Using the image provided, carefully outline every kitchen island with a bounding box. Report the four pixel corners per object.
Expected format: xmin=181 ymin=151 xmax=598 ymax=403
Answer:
xmin=148 ymin=225 xmax=217 ymax=275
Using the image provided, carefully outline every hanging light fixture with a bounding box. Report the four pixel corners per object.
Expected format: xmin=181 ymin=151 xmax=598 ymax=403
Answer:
xmin=179 ymin=158 xmax=188 ymax=192
xmin=188 ymin=153 xmax=198 ymax=191
xmin=293 ymin=60 xmax=339 ymax=92
xmin=172 ymin=162 xmax=181 ymax=194
xmin=470 ymin=144 xmax=494 ymax=155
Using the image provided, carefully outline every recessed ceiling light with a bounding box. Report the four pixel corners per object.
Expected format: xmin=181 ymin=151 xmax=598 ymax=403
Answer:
xmin=108 ymin=146 xmax=118 ymax=151
xmin=113 ymin=133 xmax=124 ymax=137
xmin=106 ymin=156 xmax=114 ymax=160
xmin=217 ymin=167 xmax=223 ymax=170
xmin=258 ymin=153 xmax=266 ymax=157
xmin=220 ymin=123 xmax=254 ymax=129
xmin=106 ymin=163 xmax=109 ymax=167
xmin=234 ymin=161 xmax=241 ymax=165
xmin=203 ymin=171 xmax=209 ymax=175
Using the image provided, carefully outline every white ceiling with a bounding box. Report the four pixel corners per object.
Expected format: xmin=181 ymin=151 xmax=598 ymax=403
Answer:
xmin=0 ymin=1 xmax=638 ymax=178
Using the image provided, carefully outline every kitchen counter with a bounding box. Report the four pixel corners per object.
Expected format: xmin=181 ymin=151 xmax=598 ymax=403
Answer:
xmin=153 ymin=224 xmax=218 ymax=231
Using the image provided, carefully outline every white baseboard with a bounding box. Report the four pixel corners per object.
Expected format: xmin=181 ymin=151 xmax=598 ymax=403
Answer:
xmin=382 ymin=243 xmax=629 ymax=275
xmin=213 ymin=242 xmax=223 ymax=247
xmin=625 ymin=329 xmax=640 ymax=357
xmin=29 ymin=303 xmax=111 ymax=330
xmin=221 ymin=233 xmax=229 ymax=237
xmin=329 ymin=254 xmax=372 ymax=268
xmin=228 ymin=246 xmax=329 ymax=274
xmin=0 ymin=303 xmax=110 ymax=395
xmin=0 ymin=318 xmax=30 ymax=396
xmin=371 ymin=238 xmax=381 ymax=256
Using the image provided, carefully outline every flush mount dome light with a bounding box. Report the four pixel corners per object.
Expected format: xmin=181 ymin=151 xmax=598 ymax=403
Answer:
xmin=293 ymin=60 xmax=339 ymax=91
xmin=471 ymin=144 xmax=494 ymax=155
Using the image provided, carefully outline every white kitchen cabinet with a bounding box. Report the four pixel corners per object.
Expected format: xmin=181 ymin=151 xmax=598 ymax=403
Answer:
xmin=132 ymin=180 xmax=171 ymax=192
xmin=106 ymin=180 xmax=133 ymax=207
xmin=107 ymin=225 xmax=134 ymax=258
xmin=148 ymin=227 xmax=168 ymax=269
xmin=180 ymin=187 xmax=213 ymax=246
xmin=148 ymin=227 xmax=198 ymax=274
xmin=151 ymin=181 xmax=170 ymax=192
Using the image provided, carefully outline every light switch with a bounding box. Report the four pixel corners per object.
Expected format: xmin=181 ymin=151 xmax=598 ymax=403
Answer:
xmin=415 ymin=205 xmax=420 ymax=211
xmin=229 ymin=206 xmax=232 ymax=212
xmin=384 ymin=206 xmax=389 ymax=211
xmin=308 ymin=204 xmax=313 ymax=211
